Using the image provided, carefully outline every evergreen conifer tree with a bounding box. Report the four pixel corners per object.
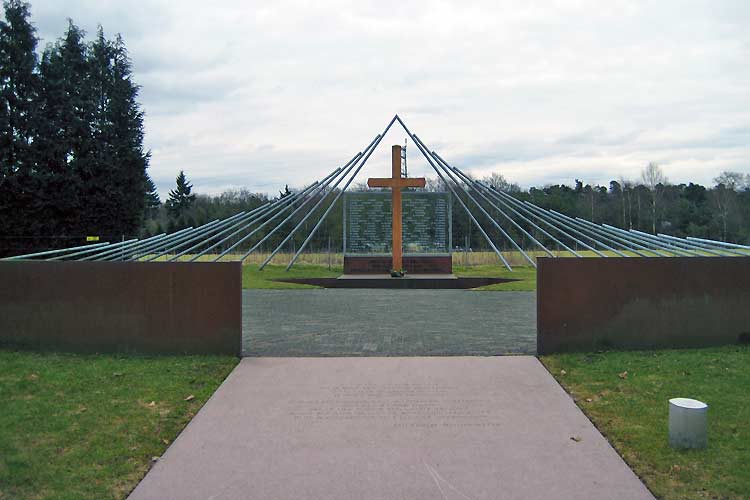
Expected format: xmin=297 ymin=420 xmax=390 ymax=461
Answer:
xmin=144 ymin=173 xmax=160 ymax=210
xmin=0 ymin=0 xmax=40 ymax=253
xmin=34 ymin=21 xmax=93 ymax=245
xmin=98 ymin=32 xmax=149 ymax=237
xmin=0 ymin=0 xmax=37 ymax=177
xmin=35 ymin=22 xmax=88 ymax=243
xmin=166 ymin=170 xmax=196 ymax=219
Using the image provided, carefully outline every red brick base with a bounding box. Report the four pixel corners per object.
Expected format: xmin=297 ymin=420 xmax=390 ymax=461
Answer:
xmin=344 ymin=255 xmax=452 ymax=274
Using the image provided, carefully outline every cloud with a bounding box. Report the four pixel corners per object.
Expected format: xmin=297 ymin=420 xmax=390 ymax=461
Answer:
xmin=20 ymin=0 xmax=750 ymax=197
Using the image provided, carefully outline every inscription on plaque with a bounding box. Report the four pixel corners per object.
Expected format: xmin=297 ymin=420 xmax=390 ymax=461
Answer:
xmin=344 ymin=192 xmax=451 ymax=254
xmin=287 ymin=383 xmax=501 ymax=429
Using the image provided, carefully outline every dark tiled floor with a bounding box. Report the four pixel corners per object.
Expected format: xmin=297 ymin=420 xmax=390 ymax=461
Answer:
xmin=242 ymin=289 xmax=536 ymax=356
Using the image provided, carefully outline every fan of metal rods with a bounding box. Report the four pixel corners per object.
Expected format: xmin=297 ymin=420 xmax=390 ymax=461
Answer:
xmin=4 ymin=115 xmax=750 ymax=270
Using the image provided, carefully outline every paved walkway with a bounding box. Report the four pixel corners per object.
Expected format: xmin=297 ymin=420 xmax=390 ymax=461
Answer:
xmin=243 ymin=290 xmax=536 ymax=356
xmin=129 ymin=357 xmax=653 ymax=500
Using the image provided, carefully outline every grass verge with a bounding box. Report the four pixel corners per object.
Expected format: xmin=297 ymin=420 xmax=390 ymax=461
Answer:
xmin=540 ymin=346 xmax=750 ymax=499
xmin=243 ymin=264 xmax=341 ymax=289
xmin=453 ymin=264 xmax=536 ymax=291
xmin=243 ymin=263 xmax=537 ymax=290
xmin=0 ymin=350 xmax=238 ymax=500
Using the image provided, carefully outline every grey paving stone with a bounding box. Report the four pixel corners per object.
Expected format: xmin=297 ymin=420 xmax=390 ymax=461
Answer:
xmin=242 ymin=289 xmax=536 ymax=356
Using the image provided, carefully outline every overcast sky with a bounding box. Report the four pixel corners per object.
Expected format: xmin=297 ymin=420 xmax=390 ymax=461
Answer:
xmin=25 ymin=0 xmax=750 ymax=198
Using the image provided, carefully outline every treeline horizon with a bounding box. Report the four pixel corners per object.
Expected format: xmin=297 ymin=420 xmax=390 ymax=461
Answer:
xmin=140 ymin=164 xmax=750 ymax=258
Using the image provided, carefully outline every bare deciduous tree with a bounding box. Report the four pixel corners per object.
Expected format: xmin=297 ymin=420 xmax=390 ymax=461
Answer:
xmin=619 ymin=177 xmax=634 ymax=229
xmin=482 ymin=172 xmax=521 ymax=193
xmin=640 ymin=162 xmax=667 ymax=234
xmin=424 ymin=177 xmax=447 ymax=192
xmin=714 ymin=171 xmax=747 ymax=191
xmin=711 ymin=171 xmax=745 ymax=241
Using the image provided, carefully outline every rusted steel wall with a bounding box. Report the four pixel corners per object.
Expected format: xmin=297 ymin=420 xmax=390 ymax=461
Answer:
xmin=344 ymin=255 xmax=452 ymax=274
xmin=0 ymin=261 xmax=241 ymax=355
xmin=537 ymin=257 xmax=750 ymax=354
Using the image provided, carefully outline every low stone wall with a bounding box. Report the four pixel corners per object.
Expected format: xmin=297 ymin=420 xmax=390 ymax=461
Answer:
xmin=343 ymin=255 xmax=452 ymax=274
xmin=537 ymin=257 xmax=750 ymax=354
xmin=0 ymin=261 xmax=241 ymax=355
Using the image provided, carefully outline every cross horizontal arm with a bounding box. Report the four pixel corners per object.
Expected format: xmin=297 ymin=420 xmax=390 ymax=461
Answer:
xmin=367 ymin=178 xmax=426 ymax=188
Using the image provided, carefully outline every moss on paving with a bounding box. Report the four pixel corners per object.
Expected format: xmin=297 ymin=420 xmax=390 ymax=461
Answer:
xmin=0 ymin=350 xmax=238 ymax=500
xmin=540 ymin=346 xmax=750 ymax=499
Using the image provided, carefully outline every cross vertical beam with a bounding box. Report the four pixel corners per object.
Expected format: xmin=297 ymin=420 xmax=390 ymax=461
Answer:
xmin=367 ymin=144 xmax=425 ymax=273
xmin=391 ymin=145 xmax=403 ymax=271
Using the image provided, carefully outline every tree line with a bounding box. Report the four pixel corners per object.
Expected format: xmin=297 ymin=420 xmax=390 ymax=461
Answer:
xmin=0 ymin=1 xmax=152 ymax=256
xmin=146 ymin=163 xmax=749 ymax=257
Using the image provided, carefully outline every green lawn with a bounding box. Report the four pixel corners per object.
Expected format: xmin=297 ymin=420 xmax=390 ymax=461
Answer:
xmin=453 ymin=264 xmax=537 ymax=291
xmin=243 ymin=263 xmax=537 ymax=290
xmin=243 ymin=264 xmax=341 ymax=289
xmin=0 ymin=350 xmax=238 ymax=500
xmin=541 ymin=346 xmax=750 ymax=499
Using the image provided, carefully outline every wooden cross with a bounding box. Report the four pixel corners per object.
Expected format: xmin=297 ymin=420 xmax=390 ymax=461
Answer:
xmin=367 ymin=145 xmax=426 ymax=272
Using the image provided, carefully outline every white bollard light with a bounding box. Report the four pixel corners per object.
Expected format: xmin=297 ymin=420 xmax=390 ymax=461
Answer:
xmin=668 ymin=398 xmax=708 ymax=449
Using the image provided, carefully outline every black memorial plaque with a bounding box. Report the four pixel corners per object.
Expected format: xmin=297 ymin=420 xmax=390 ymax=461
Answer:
xmin=344 ymin=192 xmax=451 ymax=255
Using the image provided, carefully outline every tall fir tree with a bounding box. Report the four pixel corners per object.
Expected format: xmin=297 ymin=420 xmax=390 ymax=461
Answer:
xmin=166 ymin=170 xmax=196 ymax=219
xmin=35 ymin=21 xmax=88 ymax=243
xmin=106 ymin=32 xmax=149 ymax=236
xmin=33 ymin=22 xmax=149 ymax=245
xmin=0 ymin=0 xmax=40 ymax=252
xmin=144 ymin=173 xmax=160 ymax=210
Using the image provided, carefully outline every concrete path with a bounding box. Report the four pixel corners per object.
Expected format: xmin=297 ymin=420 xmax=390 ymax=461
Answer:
xmin=129 ymin=357 xmax=653 ymax=500
xmin=243 ymin=290 xmax=536 ymax=356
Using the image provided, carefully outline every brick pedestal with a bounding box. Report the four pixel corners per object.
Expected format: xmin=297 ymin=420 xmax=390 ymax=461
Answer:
xmin=343 ymin=255 xmax=452 ymax=274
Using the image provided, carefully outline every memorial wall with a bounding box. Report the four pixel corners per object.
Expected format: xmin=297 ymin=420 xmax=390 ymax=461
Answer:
xmin=344 ymin=192 xmax=451 ymax=255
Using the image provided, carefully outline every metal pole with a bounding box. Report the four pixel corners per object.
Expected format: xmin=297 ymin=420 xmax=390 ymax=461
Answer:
xmin=272 ymin=129 xmax=386 ymax=270
xmin=432 ymin=151 xmax=555 ymax=259
xmin=84 ymin=237 xmax=156 ymax=261
xmin=630 ymin=229 xmax=705 ymax=256
xmin=146 ymin=210 xmax=248 ymax=262
xmin=212 ymin=164 xmax=355 ymax=263
xmin=573 ymin=218 xmax=667 ymax=257
xmin=0 ymin=241 xmax=110 ymax=261
xmin=419 ymin=142 xmax=537 ymax=266
xmin=82 ymin=227 xmax=195 ymax=261
xmin=656 ymin=233 xmax=736 ymax=257
xmin=544 ymin=209 xmax=631 ymax=257
xmin=491 ymin=190 xmax=605 ymax=257
xmin=48 ymin=242 xmax=114 ymax=260
xmin=686 ymin=236 xmax=750 ymax=250
xmin=179 ymin=178 xmax=333 ymax=262
xmin=599 ymin=224 xmax=693 ymax=257
xmin=128 ymin=220 xmax=225 ymax=261
xmin=224 ymin=154 xmax=362 ymax=265
xmin=579 ymin=219 xmax=680 ymax=257
xmin=470 ymin=179 xmax=580 ymax=257
xmin=475 ymin=181 xmax=577 ymax=255
xmin=399 ymin=123 xmax=511 ymax=270
xmin=520 ymin=203 xmax=615 ymax=257
xmin=658 ymin=233 xmax=744 ymax=256
xmin=127 ymin=228 xmax=207 ymax=262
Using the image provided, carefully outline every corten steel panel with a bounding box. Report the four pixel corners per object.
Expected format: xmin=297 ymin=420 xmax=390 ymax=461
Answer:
xmin=0 ymin=261 xmax=241 ymax=355
xmin=344 ymin=256 xmax=452 ymax=274
xmin=537 ymin=257 xmax=750 ymax=354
